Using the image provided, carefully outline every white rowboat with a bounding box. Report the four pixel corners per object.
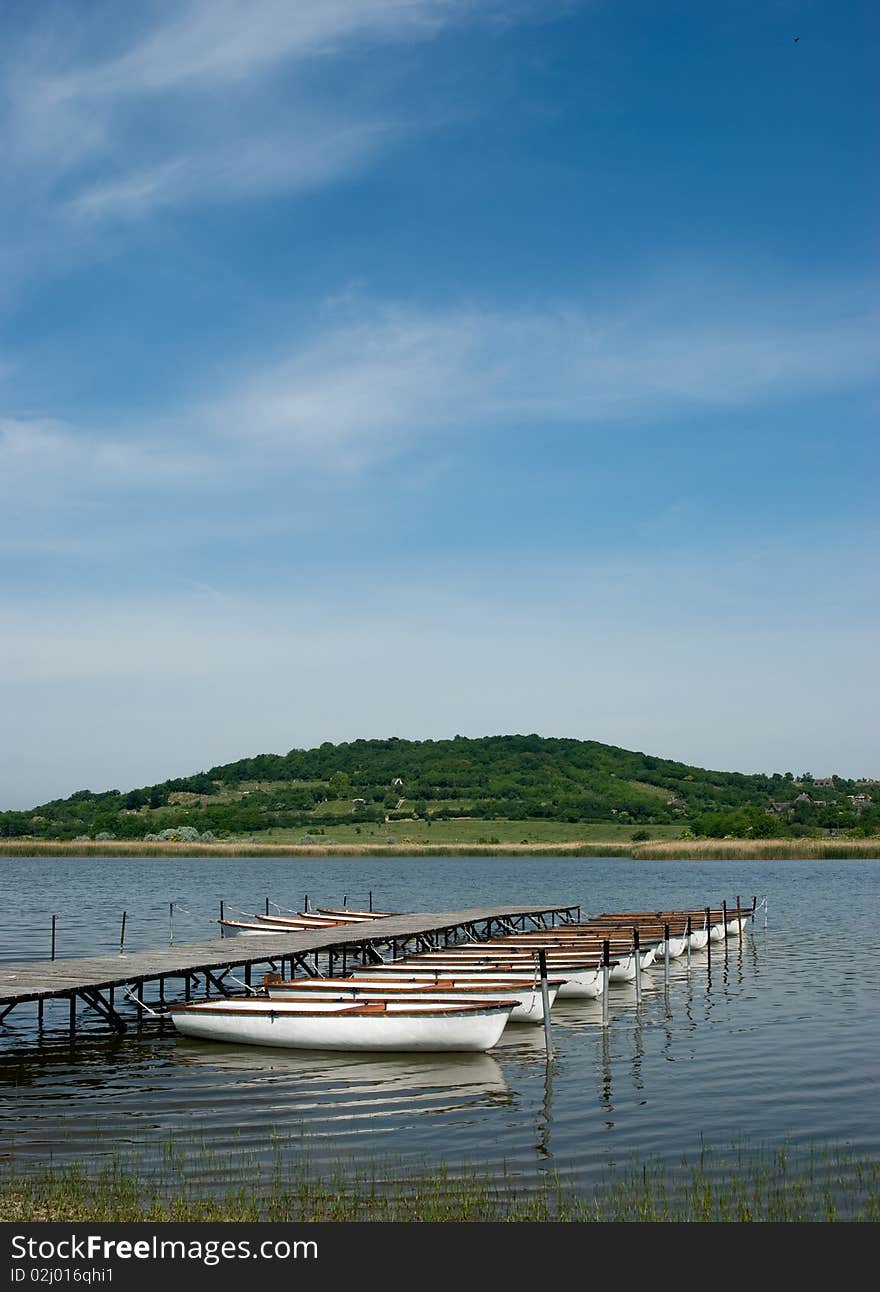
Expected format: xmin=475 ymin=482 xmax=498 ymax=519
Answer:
xmin=363 ymin=961 xmax=606 ymax=998
xmin=263 ymin=979 xmax=556 ymax=1024
xmin=169 ymin=997 xmax=514 ymax=1052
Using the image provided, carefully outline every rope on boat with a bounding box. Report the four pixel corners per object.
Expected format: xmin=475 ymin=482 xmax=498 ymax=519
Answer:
xmin=123 ymin=987 xmax=163 ymax=1017
xmin=227 ymin=973 xmax=260 ymax=996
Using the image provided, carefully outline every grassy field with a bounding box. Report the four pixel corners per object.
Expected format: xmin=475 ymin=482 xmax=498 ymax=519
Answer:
xmin=1 ymin=831 xmax=877 ymax=859
xmin=259 ymin=819 xmax=684 ymax=846
xmin=3 ymin=1146 xmax=878 ymax=1222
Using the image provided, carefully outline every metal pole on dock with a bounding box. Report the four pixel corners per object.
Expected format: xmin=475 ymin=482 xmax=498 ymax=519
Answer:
xmin=537 ymin=950 xmax=553 ymax=1054
xmin=119 ymin=911 xmax=127 ymax=955
xmin=369 ymin=890 xmax=373 ymax=913
xmin=722 ymin=899 xmax=728 ymax=943
xmin=705 ymin=907 xmax=712 ymax=970
xmin=601 ymin=939 xmax=610 ymax=1026
xmin=736 ymin=895 xmax=743 ymax=942
xmin=169 ymin=902 xmax=174 ymax=945
xmin=686 ymin=915 xmax=692 ymax=968
xmin=265 ymin=897 xmax=270 ymax=916
xmin=304 ymin=894 xmax=310 ymax=912
xmin=664 ymin=922 xmax=670 ymax=985
xmin=219 ymin=899 xmax=224 ymax=936
xmin=51 ymin=914 xmax=57 ymax=961
xmin=633 ymin=928 xmax=642 ymax=1004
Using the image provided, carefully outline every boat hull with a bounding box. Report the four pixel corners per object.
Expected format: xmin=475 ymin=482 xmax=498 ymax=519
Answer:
xmin=171 ymin=1003 xmax=512 ymax=1052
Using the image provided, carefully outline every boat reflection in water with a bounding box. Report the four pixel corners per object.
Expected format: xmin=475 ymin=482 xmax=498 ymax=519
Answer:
xmin=172 ymin=1040 xmax=512 ymax=1123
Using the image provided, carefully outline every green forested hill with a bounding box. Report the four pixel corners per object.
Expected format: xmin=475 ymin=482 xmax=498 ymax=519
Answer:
xmin=2 ymin=735 xmax=877 ymax=841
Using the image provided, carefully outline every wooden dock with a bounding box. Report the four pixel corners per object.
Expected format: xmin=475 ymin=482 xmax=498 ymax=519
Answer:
xmin=0 ymin=903 xmax=580 ymax=1037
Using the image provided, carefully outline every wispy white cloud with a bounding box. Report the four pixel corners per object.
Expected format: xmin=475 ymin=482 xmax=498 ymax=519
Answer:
xmin=207 ymin=279 xmax=879 ymax=463
xmin=0 ymin=418 xmax=203 ymax=501
xmin=3 ymin=0 xmax=513 ymax=229
xmin=2 ymin=273 xmax=876 ymax=508
xmin=68 ymin=120 xmax=395 ymax=221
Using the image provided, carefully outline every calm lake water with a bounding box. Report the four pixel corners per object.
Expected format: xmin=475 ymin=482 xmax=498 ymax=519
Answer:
xmin=1 ymin=854 xmax=878 ymax=1194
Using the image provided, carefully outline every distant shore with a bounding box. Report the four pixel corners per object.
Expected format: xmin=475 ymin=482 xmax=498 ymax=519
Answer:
xmin=0 ymin=837 xmax=877 ymax=860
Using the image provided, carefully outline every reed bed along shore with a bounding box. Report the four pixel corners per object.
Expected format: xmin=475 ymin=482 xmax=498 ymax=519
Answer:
xmin=0 ymin=839 xmax=631 ymax=858
xmin=3 ymin=1145 xmax=878 ymax=1222
xmin=631 ymin=838 xmax=880 ymax=860
xmin=1 ymin=837 xmax=877 ymax=859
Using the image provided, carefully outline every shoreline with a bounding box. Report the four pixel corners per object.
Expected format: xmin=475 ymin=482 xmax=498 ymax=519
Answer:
xmin=4 ymin=1144 xmax=878 ymax=1222
xmin=0 ymin=838 xmax=877 ymax=859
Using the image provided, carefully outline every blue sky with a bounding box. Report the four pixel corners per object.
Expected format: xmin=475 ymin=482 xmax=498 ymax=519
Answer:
xmin=1 ymin=0 xmax=877 ymax=806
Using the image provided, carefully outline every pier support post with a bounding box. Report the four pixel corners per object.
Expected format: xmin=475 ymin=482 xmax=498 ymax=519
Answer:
xmin=535 ymin=950 xmax=553 ymax=1051
xmin=664 ymin=922 xmax=670 ymax=986
xmin=736 ymin=895 xmax=743 ymax=943
xmin=69 ymin=995 xmax=76 ymax=1037
xmin=633 ymin=928 xmax=642 ymax=1004
xmin=601 ymin=940 xmax=610 ymax=1026
xmin=119 ymin=911 xmax=127 ymax=956
xmin=705 ymin=907 xmax=712 ymax=971
xmin=686 ymin=915 xmax=692 ymax=969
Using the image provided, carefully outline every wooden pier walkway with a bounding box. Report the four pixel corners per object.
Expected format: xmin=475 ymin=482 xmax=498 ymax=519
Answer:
xmin=0 ymin=903 xmax=579 ymax=1037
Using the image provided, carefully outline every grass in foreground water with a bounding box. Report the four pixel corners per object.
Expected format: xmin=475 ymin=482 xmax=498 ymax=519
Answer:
xmin=3 ymin=1143 xmax=879 ymax=1222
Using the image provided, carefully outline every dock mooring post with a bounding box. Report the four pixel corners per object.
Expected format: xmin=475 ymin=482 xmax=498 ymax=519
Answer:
xmin=537 ymin=949 xmax=553 ymax=1053
xmin=705 ymin=907 xmax=712 ymax=969
xmin=304 ymin=894 xmax=310 ymax=912
xmin=664 ymin=922 xmax=670 ymax=985
xmin=736 ymin=895 xmax=743 ymax=942
xmin=51 ymin=914 xmax=57 ymax=961
xmin=601 ymin=939 xmax=610 ymax=1026
xmin=119 ymin=910 xmax=127 ymax=955
xmin=633 ymin=928 xmax=642 ymax=1004
xmin=369 ymin=890 xmax=373 ymax=913
xmin=265 ymin=897 xmax=270 ymax=916
xmin=169 ymin=902 xmax=174 ymax=945
xmin=722 ymin=900 xmax=728 ymax=946
xmin=686 ymin=915 xmax=692 ymax=968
